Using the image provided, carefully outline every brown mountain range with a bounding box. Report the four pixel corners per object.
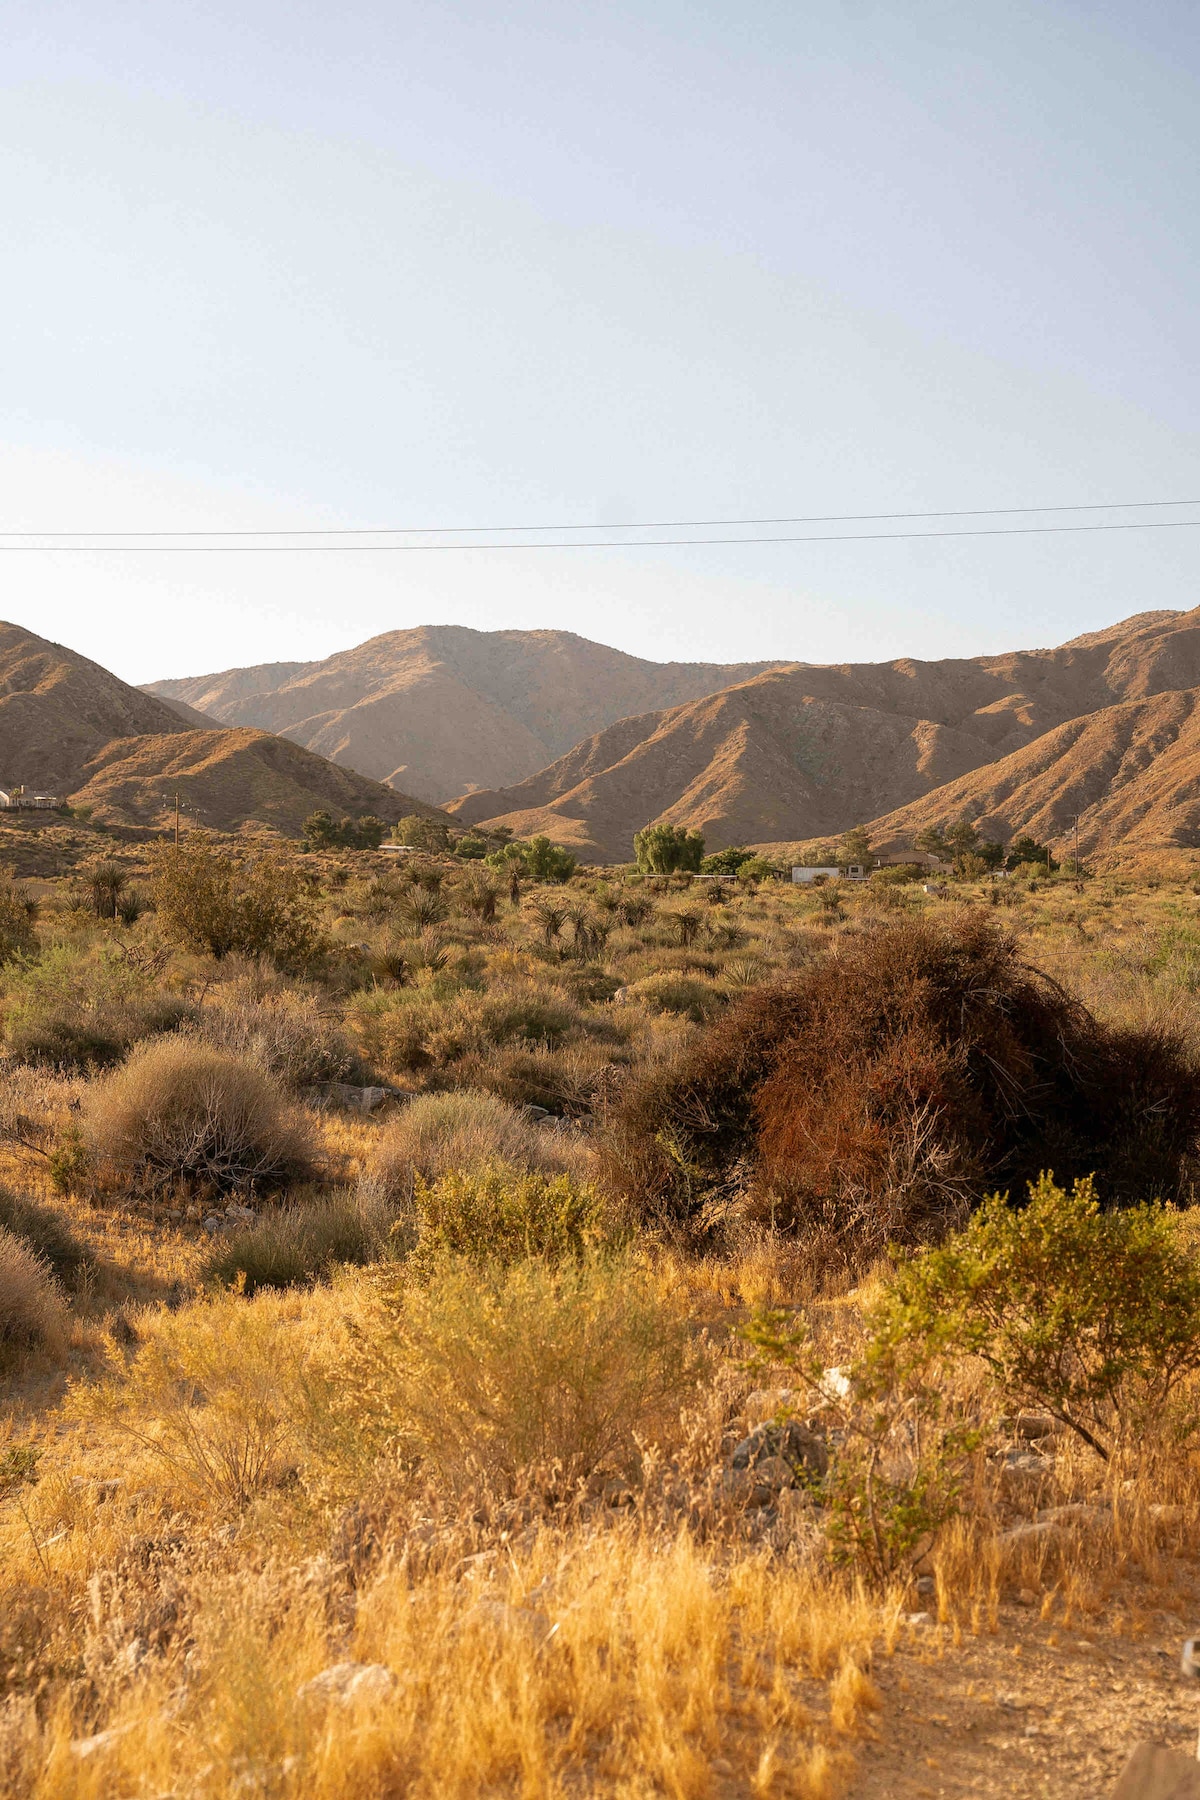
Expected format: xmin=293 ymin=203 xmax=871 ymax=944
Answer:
xmin=447 ymin=609 xmax=1200 ymax=861
xmin=860 ymin=686 xmax=1200 ymax=858
xmin=0 ymin=622 xmax=438 ymax=834
xmin=145 ymin=626 xmax=784 ymax=802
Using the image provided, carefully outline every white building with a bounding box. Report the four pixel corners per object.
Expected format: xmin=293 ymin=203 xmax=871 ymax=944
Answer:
xmin=791 ymin=864 xmax=866 ymax=883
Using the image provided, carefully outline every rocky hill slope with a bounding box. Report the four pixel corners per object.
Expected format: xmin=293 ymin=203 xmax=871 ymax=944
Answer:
xmin=861 ymin=686 xmax=1200 ymax=857
xmin=0 ymin=622 xmax=437 ymax=834
xmin=0 ymin=621 xmax=195 ymax=792
xmin=145 ymin=626 xmax=785 ymax=801
xmin=449 ymin=609 xmax=1200 ymax=860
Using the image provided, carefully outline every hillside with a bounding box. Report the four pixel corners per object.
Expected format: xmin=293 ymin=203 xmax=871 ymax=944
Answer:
xmin=145 ymin=626 xmax=785 ymax=801
xmin=0 ymin=620 xmax=194 ymax=792
xmin=0 ymin=621 xmax=439 ymax=835
xmin=448 ymin=609 xmax=1200 ymax=860
xmin=861 ymin=686 xmax=1200 ymax=857
xmin=69 ymin=727 xmax=441 ymax=834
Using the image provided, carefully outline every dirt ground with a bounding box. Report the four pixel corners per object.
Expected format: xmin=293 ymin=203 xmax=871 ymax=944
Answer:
xmin=854 ymin=1596 xmax=1200 ymax=1798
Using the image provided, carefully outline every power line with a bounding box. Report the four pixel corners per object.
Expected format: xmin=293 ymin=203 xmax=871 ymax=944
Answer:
xmin=0 ymin=495 xmax=1199 ymax=540
xmin=2 ymin=518 xmax=1200 ymax=551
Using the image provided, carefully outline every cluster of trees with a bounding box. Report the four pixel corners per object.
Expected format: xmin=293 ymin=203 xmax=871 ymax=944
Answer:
xmin=303 ymin=811 xmax=389 ymax=851
xmin=914 ymin=821 xmax=1058 ymax=876
xmin=633 ymin=823 xmax=706 ymax=875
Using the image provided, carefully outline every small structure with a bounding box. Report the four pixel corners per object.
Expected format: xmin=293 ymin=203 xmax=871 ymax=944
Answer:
xmin=0 ymin=786 xmax=62 ymax=811
xmin=379 ymin=843 xmax=419 ymax=855
xmin=791 ymin=864 xmax=867 ymax=883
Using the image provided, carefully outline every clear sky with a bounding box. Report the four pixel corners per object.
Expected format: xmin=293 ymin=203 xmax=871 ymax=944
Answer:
xmin=3 ymin=0 xmax=1200 ymax=683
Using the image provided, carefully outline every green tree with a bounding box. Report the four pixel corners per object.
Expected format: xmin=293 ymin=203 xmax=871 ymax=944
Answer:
xmin=521 ymin=836 xmax=577 ymax=883
xmin=303 ymin=811 xmax=388 ymax=851
xmin=633 ymin=823 xmax=705 ymax=875
xmin=393 ymin=814 xmax=452 ymax=853
xmin=1006 ymin=834 xmax=1057 ymax=873
xmin=837 ymin=826 xmax=874 ymax=872
xmin=700 ymin=846 xmax=755 ymax=876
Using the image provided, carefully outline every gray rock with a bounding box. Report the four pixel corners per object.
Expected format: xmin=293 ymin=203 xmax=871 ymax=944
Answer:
xmin=1015 ymin=1411 xmax=1062 ymax=1440
xmin=1000 ymin=1520 xmax=1063 ymax=1547
xmin=1035 ymin=1502 xmax=1109 ymax=1529
xmin=201 ymin=1214 xmax=227 ymax=1234
xmin=224 ymin=1203 xmax=255 ymax=1223
xmin=458 ymin=1599 xmax=555 ymax=1645
xmin=731 ymin=1419 xmax=829 ymax=1480
xmin=296 ymin=1662 xmax=398 ymax=1706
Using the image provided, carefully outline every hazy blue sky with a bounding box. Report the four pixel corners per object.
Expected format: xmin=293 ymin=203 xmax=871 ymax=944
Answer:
xmin=3 ymin=0 xmax=1200 ymax=681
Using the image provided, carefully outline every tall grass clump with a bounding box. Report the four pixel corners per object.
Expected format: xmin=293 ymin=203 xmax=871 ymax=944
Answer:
xmin=0 ymin=1188 xmax=94 ymax=1292
xmin=362 ymin=1090 xmax=586 ymax=1204
xmin=403 ymin=1161 xmax=613 ymax=1274
xmin=82 ymin=1040 xmax=315 ymax=1194
xmin=203 ymin=1190 xmax=393 ymax=1294
xmin=329 ymin=1253 xmax=702 ymax=1489
xmin=0 ymin=1228 xmax=66 ymax=1367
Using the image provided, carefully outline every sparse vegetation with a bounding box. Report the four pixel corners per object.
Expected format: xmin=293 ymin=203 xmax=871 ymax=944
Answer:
xmin=6 ymin=837 xmax=1200 ymax=1795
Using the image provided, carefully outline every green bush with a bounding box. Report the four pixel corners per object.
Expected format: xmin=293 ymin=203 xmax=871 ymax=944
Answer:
xmin=870 ymin=1173 xmax=1200 ymax=1459
xmin=203 ymin=1191 xmax=391 ymax=1295
xmin=3 ymin=943 xmax=190 ymax=1070
xmin=363 ymin=1090 xmax=584 ymax=1203
xmin=625 ymin=972 xmax=727 ymax=1023
xmin=331 ymin=1252 xmax=702 ymax=1489
xmin=404 ymin=1160 xmax=611 ymax=1274
xmin=152 ymin=844 xmax=325 ymax=970
xmin=0 ymin=874 xmax=37 ymax=964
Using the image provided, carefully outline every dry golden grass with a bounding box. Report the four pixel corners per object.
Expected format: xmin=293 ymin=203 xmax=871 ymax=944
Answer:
xmin=4 ymin=857 xmax=1200 ymax=1796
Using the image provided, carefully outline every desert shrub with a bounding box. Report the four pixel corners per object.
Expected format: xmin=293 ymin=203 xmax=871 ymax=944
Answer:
xmin=153 ymin=844 xmax=325 ymax=970
xmin=82 ymin=1040 xmax=314 ymax=1194
xmin=461 ymin=1040 xmax=629 ymax=1118
xmin=601 ymin=913 xmax=1200 ymax=1256
xmin=188 ymin=984 xmax=360 ymax=1088
xmin=478 ymin=982 xmax=581 ymax=1047
xmin=362 ymin=1090 xmax=580 ymax=1203
xmin=331 ymin=1253 xmax=701 ymax=1488
xmin=348 ymin=980 xmax=583 ymax=1076
xmin=625 ymin=971 xmax=727 ymax=1024
xmin=0 ymin=1229 xmax=65 ymax=1366
xmin=404 ymin=1161 xmax=612 ymax=1274
xmin=203 ymin=1190 xmax=392 ymax=1295
xmin=0 ymin=1188 xmax=93 ymax=1292
xmin=0 ymin=873 xmax=37 ymax=964
xmin=874 ymin=1173 xmax=1200 ymax=1460
xmin=3 ymin=942 xmax=191 ymax=1070
xmin=86 ymin=1289 xmax=305 ymax=1508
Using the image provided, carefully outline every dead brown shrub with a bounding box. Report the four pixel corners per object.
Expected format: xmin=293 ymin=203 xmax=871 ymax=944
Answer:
xmin=599 ymin=913 xmax=1200 ymax=1259
xmin=82 ymin=1040 xmax=315 ymax=1195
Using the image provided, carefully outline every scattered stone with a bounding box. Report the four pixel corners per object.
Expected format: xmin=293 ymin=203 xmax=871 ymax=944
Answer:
xmin=296 ymin=1662 xmax=398 ymax=1706
xmin=1016 ymin=1588 xmax=1039 ymax=1607
xmin=301 ymin=1082 xmax=406 ymax=1113
xmin=1035 ymin=1502 xmax=1110 ymax=1529
xmin=1015 ymin=1411 xmax=1062 ymax=1440
xmin=915 ymin=1575 xmax=936 ymax=1596
xmin=200 ymin=1214 xmax=227 ymax=1234
xmin=904 ymin=1611 xmax=932 ymax=1626
xmin=224 ymin=1203 xmax=255 ymax=1223
xmin=521 ymin=1105 xmax=551 ymax=1122
xmin=731 ymin=1419 xmax=829 ymax=1480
